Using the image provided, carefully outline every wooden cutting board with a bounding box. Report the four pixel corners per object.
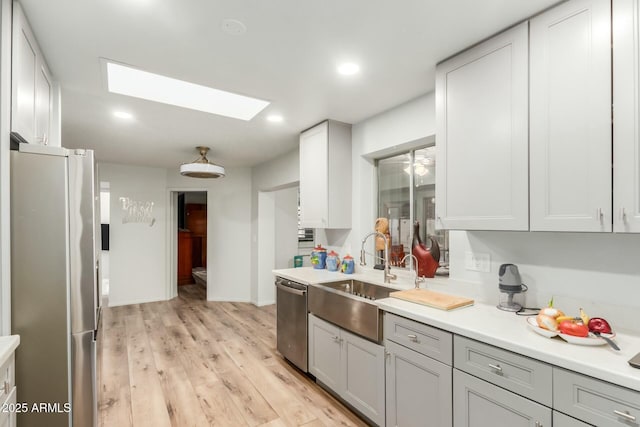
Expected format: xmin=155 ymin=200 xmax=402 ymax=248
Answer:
xmin=390 ymin=289 xmax=474 ymax=311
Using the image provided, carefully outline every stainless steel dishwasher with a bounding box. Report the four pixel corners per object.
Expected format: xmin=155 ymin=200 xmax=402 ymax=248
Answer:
xmin=275 ymin=277 xmax=308 ymax=372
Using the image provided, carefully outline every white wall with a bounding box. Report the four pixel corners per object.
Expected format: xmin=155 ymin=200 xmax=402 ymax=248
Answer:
xmin=250 ymin=147 xmax=299 ymax=304
xmin=167 ymin=167 xmax=253 ymax=302
xmin=99 ymin=162 xmax=253 ymax=305
xmin=449 ymin=231 xmax=640 ymax=332
xmin=257 ymin=192 xmax=276 ymax=305
xmin=0 ymin=0 xmax=11 ymax=334
xmin=99 ymin=163 xmax=167 ymax=306
xmin=275 ymin=187 xmax=299 ymax=269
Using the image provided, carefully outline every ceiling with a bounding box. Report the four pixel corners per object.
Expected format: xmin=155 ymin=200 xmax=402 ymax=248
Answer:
xmin=20 ymin=0 xmax=560 ymax=169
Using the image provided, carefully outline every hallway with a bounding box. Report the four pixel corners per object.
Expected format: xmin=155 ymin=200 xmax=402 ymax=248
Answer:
xmin=98 ymin=285 xmax=366 ymax=427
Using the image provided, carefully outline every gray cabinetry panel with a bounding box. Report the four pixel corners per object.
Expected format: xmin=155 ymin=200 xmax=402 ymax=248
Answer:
xmin=341 ymin=329 xmax=385 ymax=426
xmin=385 ymin=313 xmax=452 ymax=365
xmin=553 ymin=411 xmax=591 ymax=427
xmin=453 ymin=369 xmax=551 ymax=427
xmin=453 ymin=335 xmax=552 ymax=406
xmin=554 ymin=367 xmax=640 ymax=427
xmin=308 ymin=313 xmax=341 ymax=391
xmin=386 ymin=340 xmax=452 ymax=427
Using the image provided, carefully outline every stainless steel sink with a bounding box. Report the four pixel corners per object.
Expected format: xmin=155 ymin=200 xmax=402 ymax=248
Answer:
xmin=308 ymin=280 xmax=395 ymax=343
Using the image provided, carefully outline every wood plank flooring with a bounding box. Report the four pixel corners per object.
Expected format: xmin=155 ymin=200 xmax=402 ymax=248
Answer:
xmin=98 ymin=284 xmax=368 ymax=427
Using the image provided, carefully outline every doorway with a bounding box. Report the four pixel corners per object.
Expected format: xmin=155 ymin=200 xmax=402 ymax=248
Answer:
xmin=176 ymin=191 xmax=207 ymax=298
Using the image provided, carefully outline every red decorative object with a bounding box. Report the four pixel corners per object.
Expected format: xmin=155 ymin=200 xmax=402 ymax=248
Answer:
xmin=411 ymin=221 xmax=440 ymax=278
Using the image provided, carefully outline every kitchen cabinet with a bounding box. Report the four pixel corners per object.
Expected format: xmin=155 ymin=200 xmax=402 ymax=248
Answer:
xmin=613 ymin=0 xmax=640 ymax=233
xmin=385 ymin=340 xmax=452 ymax=427
xmin=453 ymin=335 xmax=553 ymax=407
xmin=11 ymin=2 xmax=54 ymax=146
xmin=529 ymin=0 xmax=612 ymax=232
xmin=553 ymin=411 xmax=591 ymax=427
xmin=177 ymin=230 xmax=193 ymax=285
xmin=553 ymin=367 xmax=640 ymax=427
xmin=308 ymin=312 xmax=342 ymax=391
xmin=299 ymin=120 xmax=352 ymax=229
xmin=0 ymin=353 xmax=16 ymax=427
xmin=453 ymin=369 xmax=552 ymax=427
xmin=308 ymin=314 xmax=385 ymax=426
xmin=435 ymin=22 xmax=529 ymax=231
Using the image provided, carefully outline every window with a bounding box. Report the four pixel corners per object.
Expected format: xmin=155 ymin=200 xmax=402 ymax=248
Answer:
xmin=377 ymin=145 xmax=448 ymax=269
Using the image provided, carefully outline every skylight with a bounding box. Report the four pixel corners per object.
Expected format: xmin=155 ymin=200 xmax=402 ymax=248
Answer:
xmin=106 ymin=62 xmax=269 ymax=121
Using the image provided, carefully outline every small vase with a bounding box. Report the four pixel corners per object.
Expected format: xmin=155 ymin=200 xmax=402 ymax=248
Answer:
xmin=310 ymin=245 xmax=327 ymax=269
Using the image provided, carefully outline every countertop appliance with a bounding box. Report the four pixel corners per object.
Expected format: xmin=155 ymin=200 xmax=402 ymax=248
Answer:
xmin=497 ymin=263 xmax=528 ymax=312
xmin=275 ymin=277 xmax=308 ymax=372
xmin=11 ymin=144 xmax=100 ymax=427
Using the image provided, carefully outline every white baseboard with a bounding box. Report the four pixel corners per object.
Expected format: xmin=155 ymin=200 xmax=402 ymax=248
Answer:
xmin=206 ymin=296 xmax=251 ymax=303
xmin=107 ymin=296 xmax=167 ymax=307
xmin=254 ymin=299 xmax=276 ymax=307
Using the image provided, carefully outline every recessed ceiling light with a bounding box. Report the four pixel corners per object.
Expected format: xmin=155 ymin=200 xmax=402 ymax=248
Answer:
xmin=266 ymin=114 xmax=283 ymax=123
xmin=106 ymin=62 xmax=269 ymax=121
xmin=113 ymin=111 xmax=133 ymax=119
xmin=337 ymin=62 xmax=360 ymax=76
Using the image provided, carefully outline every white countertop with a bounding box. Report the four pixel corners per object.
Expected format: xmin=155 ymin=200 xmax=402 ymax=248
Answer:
xmin=0 ymin=335 xmax=20 ymax=366
xmin=273 ymin=267 xmax=640 ymax=393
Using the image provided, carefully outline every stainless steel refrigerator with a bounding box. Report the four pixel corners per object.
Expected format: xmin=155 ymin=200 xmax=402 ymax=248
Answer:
xmin=10 ymin=143 xmax=100 ymax=427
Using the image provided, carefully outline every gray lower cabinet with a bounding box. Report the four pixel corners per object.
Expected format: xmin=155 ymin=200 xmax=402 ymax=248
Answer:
xmin=385 ymin=340 xmax=452 ymax=427
xmin=308 ymin=313 xmax=342 ymax=391
xmin=308 ymin=314 xmax=385 ymax=426
xmin=553 ymin=367 xmax=640 ymax=427
xmin=453 ymin=369 xmax=552 ymax=427
xmin=553 ymin=411 xmax=591 ymax=427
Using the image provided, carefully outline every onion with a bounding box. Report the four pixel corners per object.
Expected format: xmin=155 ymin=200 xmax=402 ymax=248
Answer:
xmin=536 ymin=313 xmax=558 ymax=331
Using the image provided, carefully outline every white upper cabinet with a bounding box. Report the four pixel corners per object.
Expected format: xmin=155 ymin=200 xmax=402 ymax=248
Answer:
xmin=613 ymin=0 xmax=640 ymax=233
xmin=529 ymin=0 xmax=612 ymax=232
xmin=299 ymin=120 xmax=352 ymax=229
xmin=11 ymin=2 xmax=55 ymax=146
xmin=436 ymin=22 xmax=529 ymax=231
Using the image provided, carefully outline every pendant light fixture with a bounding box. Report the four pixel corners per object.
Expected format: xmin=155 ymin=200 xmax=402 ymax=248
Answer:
xmin=180 ymin=146 xmax=226 ymax=178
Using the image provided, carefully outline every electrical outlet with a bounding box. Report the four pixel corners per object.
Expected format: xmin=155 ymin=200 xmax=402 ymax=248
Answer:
xmin=465 ymin=252 xmax=491 ymax=273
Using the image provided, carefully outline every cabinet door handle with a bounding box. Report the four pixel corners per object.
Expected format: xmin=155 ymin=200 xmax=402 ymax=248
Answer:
xmin=621 ymin=207 xmax=628 ymax=223
xmin=613 ymin=410 xmax=636 ymax=422
xmin=535 ymin=422 xmax=542 ymax=427
xmin=406 ymin=334 xmax=418 ymax=342
xmin=488 ymin=363 xmax=503 ymax=372
xmin=332 ymin=336 xmax=342 ymax=344
xmin=597 ymin=208 xmax=604 ymax=223
xmin=3 ymin=381 xmax=9 ymax=394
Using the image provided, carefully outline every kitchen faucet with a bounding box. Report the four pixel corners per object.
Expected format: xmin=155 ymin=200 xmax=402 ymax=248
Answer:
xmin=400 ymin=253 xmax=425 ymax=289
xmin=360 ymin=231 xmax=397 ymax=284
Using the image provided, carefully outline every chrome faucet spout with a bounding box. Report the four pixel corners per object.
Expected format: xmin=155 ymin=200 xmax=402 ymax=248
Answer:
xmin=360 ymin=231 xmax=396 ymax=283
xmin=400 ymin=253 xmax=426 ymax=289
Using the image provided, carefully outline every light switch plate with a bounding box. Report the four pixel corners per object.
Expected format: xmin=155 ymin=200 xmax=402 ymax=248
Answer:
xmin=465 ymin=252 xmax=491 ymax=272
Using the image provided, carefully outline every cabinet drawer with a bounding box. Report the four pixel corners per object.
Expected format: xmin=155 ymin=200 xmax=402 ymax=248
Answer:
xmin=453 ymin=335 xmax=552 ymax=406
xmin=384 ymin=313 xmax=452 ymax=365
xmin=554 ymin=367 xmax=640 ymax=427
xmin=553 ymin=411 xmax=591 ymax=427
xmin=453 ymin=369 xmax=551 ymax=427
xmin=0 ymin=355 xmax=14 ymax=402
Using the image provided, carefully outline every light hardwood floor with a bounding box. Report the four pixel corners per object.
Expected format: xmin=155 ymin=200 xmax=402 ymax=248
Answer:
xmin=98 ymin=284 xmax=368 ymax=427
